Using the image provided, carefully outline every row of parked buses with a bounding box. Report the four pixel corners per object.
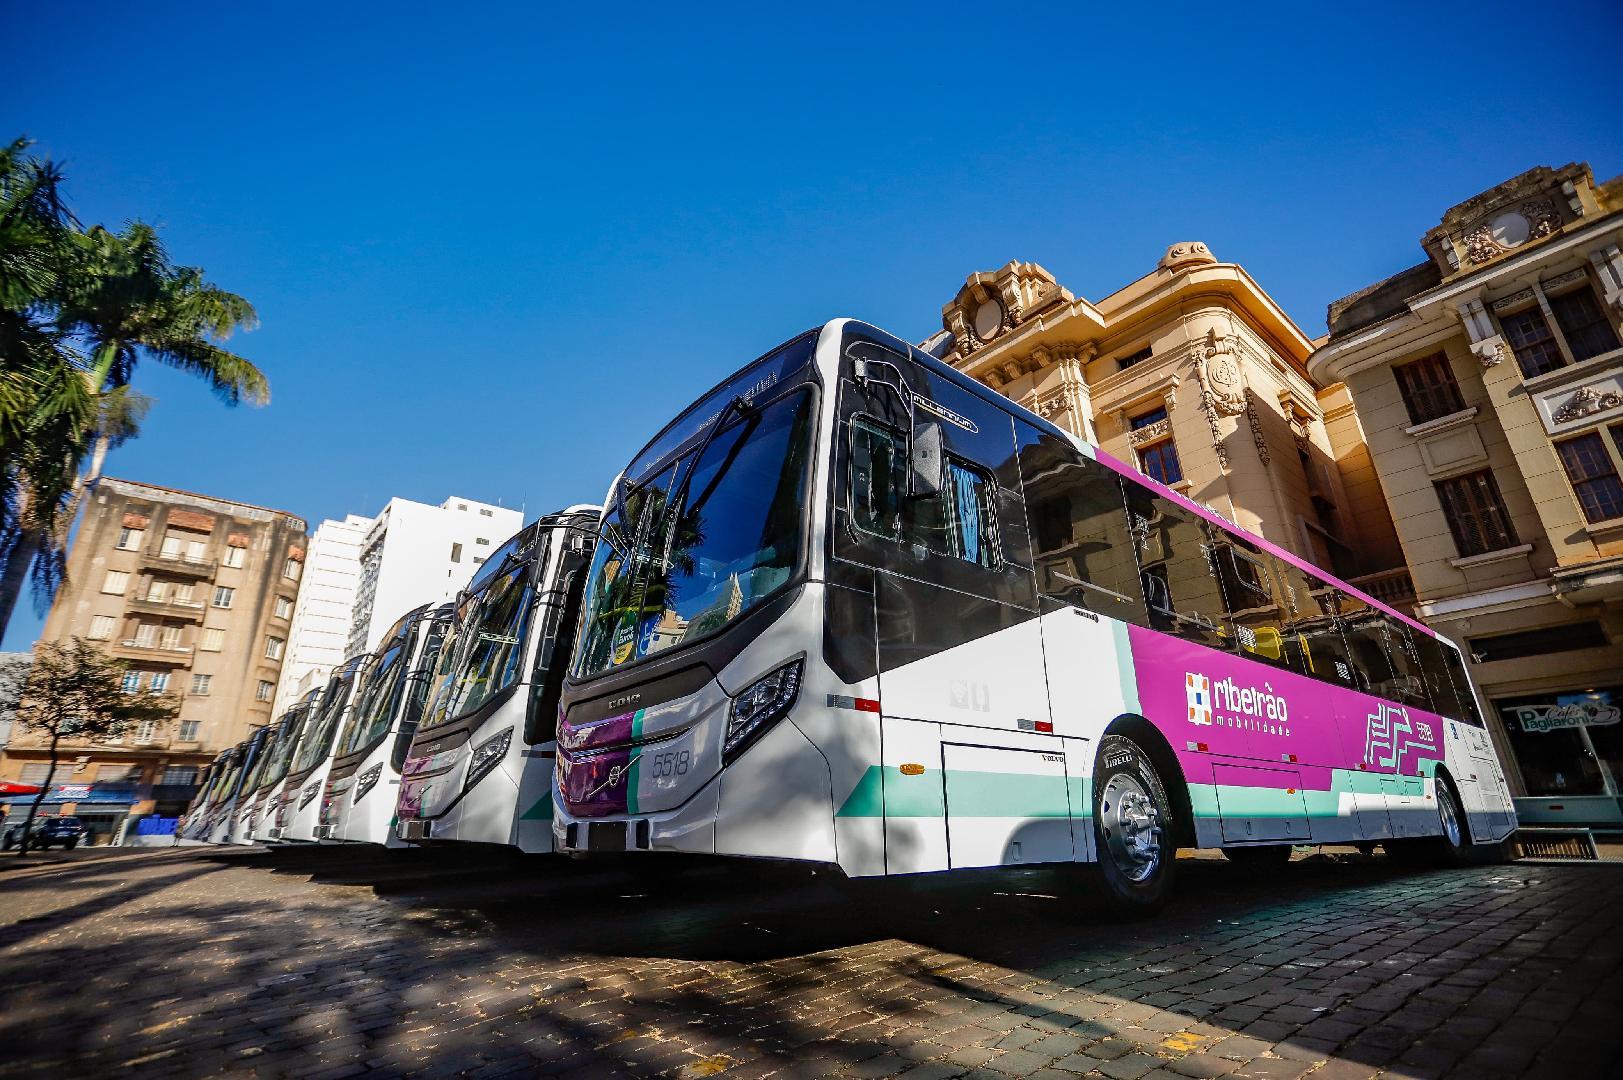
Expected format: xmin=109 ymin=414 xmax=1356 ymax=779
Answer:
xmin=179 ymin=319 xmax=1517 ymax=912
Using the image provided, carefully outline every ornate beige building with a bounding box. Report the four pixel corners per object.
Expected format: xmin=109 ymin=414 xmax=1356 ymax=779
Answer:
xmin=937 ymin=245 xmax=1408 ymax=592
xmin=1309 ymin=162 xmax=1623 ymax=828
xmin=0 ymin=478 xmax=308 ymax=843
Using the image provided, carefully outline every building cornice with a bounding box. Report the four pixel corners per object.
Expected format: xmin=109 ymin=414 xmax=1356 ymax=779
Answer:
xmin=1310 ymin=212 xmax=1623 ymax=383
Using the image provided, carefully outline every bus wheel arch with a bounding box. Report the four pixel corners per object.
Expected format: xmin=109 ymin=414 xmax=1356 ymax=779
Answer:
xmin=1101 ymin=714 xmax=1195 ymax=851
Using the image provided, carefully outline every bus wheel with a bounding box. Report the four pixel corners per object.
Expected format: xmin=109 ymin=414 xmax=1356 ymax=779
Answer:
xmin=1223 ymin=844 xmax=1292 ymax=869
xmin=1387 ymin=774 xmax=1471 ymax=868
xmin=1090 ymin=735 xmax=1176 ymax=913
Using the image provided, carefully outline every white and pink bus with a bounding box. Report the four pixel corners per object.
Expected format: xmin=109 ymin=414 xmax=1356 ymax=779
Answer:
xmin=552 ymin=319 xmax=1515 ymax=911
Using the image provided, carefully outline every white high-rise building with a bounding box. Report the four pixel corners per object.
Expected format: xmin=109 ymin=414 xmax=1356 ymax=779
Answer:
xmin=345 ymin=495 xmax=523 ymax=656
xmin=270 ymin=514 xmax=370 ymax=716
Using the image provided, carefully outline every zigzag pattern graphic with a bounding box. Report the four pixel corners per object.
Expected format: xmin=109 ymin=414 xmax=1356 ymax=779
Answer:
xmin=1364 ymin=703 xmax=1433 ymax=771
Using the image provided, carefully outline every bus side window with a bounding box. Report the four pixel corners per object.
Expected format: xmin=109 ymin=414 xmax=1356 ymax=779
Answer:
xmin=1439 ymin=642 xmax=1486 ymax=727
xmin=1213 ymin=537 xmax=1291 ymax=671
xmin=1377 ymin=617 xmax=1435 ymax=711
xmin=1411 ymin=629 xmax=1465 ymax=720
xmin=1332 ymin=591 xmax=1401 ymax=697
xmin=849 ymin=417 xmax=999 ymax=568
xmin=1023 ymin=438 xmax=1148 ymax=622
xmin=1122 ymin=486 xmax=1231 ymax=650
xmin=1282 ymin=568 xmax=1360 ymax=688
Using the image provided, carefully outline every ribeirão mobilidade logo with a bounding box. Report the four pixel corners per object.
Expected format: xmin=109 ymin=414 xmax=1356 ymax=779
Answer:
xmin=1186 ymin=671 xmax=1293 ymax=736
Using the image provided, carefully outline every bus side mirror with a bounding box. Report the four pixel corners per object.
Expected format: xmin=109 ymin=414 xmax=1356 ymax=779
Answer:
xmin=909 ymin=422 xmax=946 ymax=498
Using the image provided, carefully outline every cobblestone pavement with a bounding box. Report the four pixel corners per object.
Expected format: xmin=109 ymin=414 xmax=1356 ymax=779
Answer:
xmin=0 ymin=846 xmax=1619 ymax=1079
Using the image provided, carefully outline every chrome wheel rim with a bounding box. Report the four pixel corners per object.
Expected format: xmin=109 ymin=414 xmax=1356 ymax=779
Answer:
xmin=1100 ymin=772 xmax=1162 ymax=882
xmin=1438 ymin=781 xmax=1461 ymax=847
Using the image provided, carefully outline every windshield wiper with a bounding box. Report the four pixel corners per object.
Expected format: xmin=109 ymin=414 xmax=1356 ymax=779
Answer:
xmin=664 ymin=394 xmax=754 ymax=531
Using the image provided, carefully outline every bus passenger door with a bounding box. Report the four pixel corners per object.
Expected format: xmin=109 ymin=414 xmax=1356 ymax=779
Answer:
xmin=834 ymin=339 xmax=1046 ymax=874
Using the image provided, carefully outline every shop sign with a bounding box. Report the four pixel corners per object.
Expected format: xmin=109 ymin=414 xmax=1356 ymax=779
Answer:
xmin=1510 ymin=700 xmax=1623 ymax=733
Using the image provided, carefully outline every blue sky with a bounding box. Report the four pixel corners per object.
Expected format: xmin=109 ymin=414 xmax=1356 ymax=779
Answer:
xmin=4 ymin=1 xmax=1621 ymax=648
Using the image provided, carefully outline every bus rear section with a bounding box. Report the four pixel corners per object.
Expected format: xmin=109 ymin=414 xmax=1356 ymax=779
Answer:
xmin=552 ymin=319 xmax=1513 ymax=908
xmin=394 ymin=507 xmax=597 ymax=853
xmin=322 ymin=603 xmax=450 ymax=845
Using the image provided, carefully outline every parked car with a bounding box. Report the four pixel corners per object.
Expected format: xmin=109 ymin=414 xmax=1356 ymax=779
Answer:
xmin=1 ymin=816 xmax=86 ymax=850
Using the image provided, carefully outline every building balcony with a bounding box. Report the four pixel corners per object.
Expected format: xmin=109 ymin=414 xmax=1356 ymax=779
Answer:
xmin=112 ymin=639 xmax=193 ymax=665
xmin=127 ymin=595 xmax=209 ymax=621
xmin=139 ymin=550 xmax=216 ymax=578
xmin=1348 ymin=567 xmax=1417 ymax=608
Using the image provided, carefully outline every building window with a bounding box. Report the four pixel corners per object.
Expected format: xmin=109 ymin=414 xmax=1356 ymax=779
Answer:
xmin=264 ymin=636 xmax=285 ymax=660
xmin=1548 ymin=283 xmax=1621 ymax=362
xmin=116 ymin=527 xmax=144 ymax=551
xmin=476 ymin=537 xmax=489 ymax=546
xmin=19 ymin=763 xmax=52 ymax=784
xmin=133 ymin=719 xmax=158 ymax=743
xmin=212 ymin=586 xmax=234 ymax=608
xmin=88 ymin=615 xmax=115 ymax=640
xmin=158 ymin=625 xmax=182 ymax=651
xmin=274 ymin=596 xmax=293 ymax=619
xmin=1556 ymin=432 xmax=1623 ymax=523
xmin=162 ymin=765 xmax=198 ymax=785
xmin=149 ymin=672 xmax=169 ymax=693
xmin=177 ymin=720 xmax=200 ymax=742
xmin=256 ymin=680 xmax=275 ymax=702
xmin=450 ymin=542 xmax=463 ymax=563
xmin=221 ymin=545 xmax=245 ymax=568
xmin=199 ymin=627 xmax=225 ymax=652
xmin=1131 ymin=408 xmax=1184 ymax=486
xmin=1499 ymin=307 xmax=1565 ymax=378
xmin=1468 ymin=621 xmax=1609 ymax=664
xmin=479 ymin=507 xmax=493 ymax=517
xmin=283 ymin=558 xmax=301 ymax=580
xmin=101 ymin=570 xmax=129 ymax=595
xmin=457 ymin=502 xmax=468 ymax=511
xmin=1393 ymin=352 xmax=1465 ymax=425
xmin=133 ymin=622 xmax=158 ymax=647
xmin=1434 ymin=470 xmax=1519 ymax=556
xmin=145 ymin=579 xmax=167 ymax=602
xmin=1116 ymin=346 xmax=1152 ymax=371
xmin=190 ymin=673 xmax=211 ymax=696
xmin=473 ymin=557 xmax=486 ymax=565
xmin=120 ymin=671 xmax=141 ymax=693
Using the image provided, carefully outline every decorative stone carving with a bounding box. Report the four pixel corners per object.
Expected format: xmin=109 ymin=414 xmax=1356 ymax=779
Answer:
xmin=1247 ymin=406 xmax=1271 ymax=466
xmin=1552 ymin=384 xmax=1623 ymax=425
xmin=1490 ymin=288 xmax=1535 ymax=313
xmin=1465 ymin=200 xmax=1559 ymax=264
xmin=1158 ymin=242 xmax=1217 ymax=272
xmin=1034 ymin=390 xmax=1071 ymax=421
xmin=1197 ymin=329 xmax=1248 ymax=416
xmin=1472 ymin=337 xmax=1508 ymax=368
xmin=942 ymin=262 xmax=1075 ymax=357
xmin=1127 ymin=417 xmax=1171 ymax=447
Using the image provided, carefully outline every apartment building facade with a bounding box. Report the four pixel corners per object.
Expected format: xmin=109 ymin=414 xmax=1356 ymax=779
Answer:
xmin=937 ymin=246 xmax=1409 ymax=593
xmin=269 ymin=514 xmax=370 ymax=717
xmin=346 ymin=495 xmax=521 ymax=656
xmin=0 ymin=478 xmax=307 ymax=842
xmin=1309 ymin=162 xmax=1623 ymax=827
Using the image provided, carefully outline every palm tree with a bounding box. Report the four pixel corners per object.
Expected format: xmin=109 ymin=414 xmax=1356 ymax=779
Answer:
xmin=0 ymin=216 xmax=268 ymax=637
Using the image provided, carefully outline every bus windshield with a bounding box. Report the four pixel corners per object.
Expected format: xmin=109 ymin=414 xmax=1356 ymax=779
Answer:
xmin=420 ymin=562 xmax=536 ymax=730
xmin=238 ymin=735 xmax=273 ymax=797
xmin=260 ymin=711 xmax=305 ymax=789
xmin=339 ymin=629 xmax=413 ymax=757
xmin=293 ymin=674 xmax=356 ymax=774
xmin=574 ymin=385 xmax=814 ymax=678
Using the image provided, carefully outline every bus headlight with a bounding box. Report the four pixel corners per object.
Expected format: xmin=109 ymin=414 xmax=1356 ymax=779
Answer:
xmin=355 ymin=763 xmax=383 ymax=803
xmin=466 ymin=727 xmax=514 ymax=791
xmin=726 ymin=659 xmax=803 ymax=759
xmin=300 ymin=780 xmax=322 ymax=809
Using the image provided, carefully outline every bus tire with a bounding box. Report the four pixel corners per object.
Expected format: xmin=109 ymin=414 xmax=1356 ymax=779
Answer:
xmin=1223 ymin=844 xmax=1292 ymax=869
xmin=1386 ymin=774 xmax=1471 ymax=868
xmin=1089 ymin=734 xmax=1176 ymax=913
